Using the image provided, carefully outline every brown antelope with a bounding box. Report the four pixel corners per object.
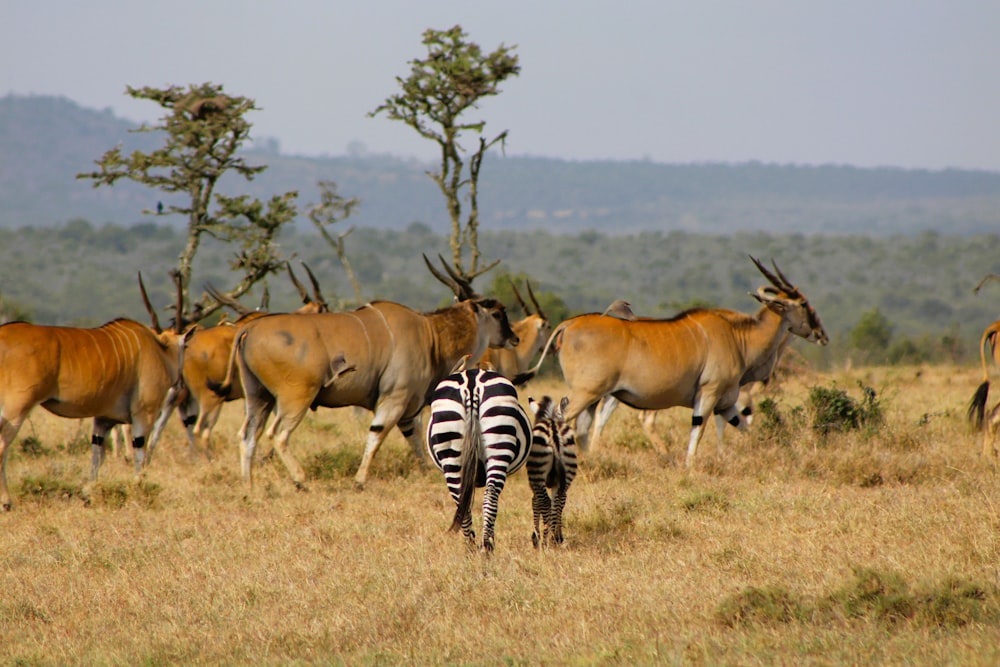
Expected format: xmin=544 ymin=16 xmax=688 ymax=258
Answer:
xmin=211 ymin=266 xmax=519 ymax=488
xmin=145 ymin=262 xmax=329 ymax=464
xmin=0 ymin=274 xmax=190 ymax=510
xmin=514 ymin=257 xmax=828 ymax=467
xmin=591 ymin=305 xmax=793 ymax=452
xmin=966 ymin=319 xmax=1000 ymax=457
xmin=479 ymin=280 xmax=552 ymax=379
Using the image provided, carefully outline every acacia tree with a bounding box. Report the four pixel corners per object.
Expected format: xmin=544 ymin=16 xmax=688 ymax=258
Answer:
xmin=370 ymin=25 xmax=520 ymax=285
xmin=306 ymin=181 xmax=363 ymax=308
xmin=78 ymin=82 xmax=297 ymax=324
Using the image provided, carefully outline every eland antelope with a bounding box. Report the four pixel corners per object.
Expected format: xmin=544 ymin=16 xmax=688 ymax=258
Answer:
xmin=514 ymin=257 xmax=827 ymax=467
xmin=0 ymin=274 xmax=190 ymax=510
xmin=145 ymin=262 xmax=329 ymax=464
xmin=211 ymin=289 xmax=518 ymax=489
xmin=590 ymin=306 xmax=793 ymax=452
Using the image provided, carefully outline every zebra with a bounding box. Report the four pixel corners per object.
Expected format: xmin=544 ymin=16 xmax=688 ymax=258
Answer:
xmin=527 ymin=396 xmax=578 ymax=548
xmin=426 ymin=368 xmax=531 ymax=552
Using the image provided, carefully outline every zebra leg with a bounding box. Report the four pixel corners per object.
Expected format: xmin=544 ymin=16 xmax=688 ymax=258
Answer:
xmin=445 ymin=484 xmax=477 ymax=547
xmin=481 ymin=478 xmax=504 ymax=552
xmin=552 ymin=486 xmax=569 ymax=545
xmin=529 ymin=482 xmax=551 ymax=548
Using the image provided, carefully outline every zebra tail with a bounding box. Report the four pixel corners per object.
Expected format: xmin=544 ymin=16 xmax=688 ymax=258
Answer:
xmin=450 ymin=413 xmax=482 ymax=533
xmin=968 ymin=380 xmax=990 ymax=430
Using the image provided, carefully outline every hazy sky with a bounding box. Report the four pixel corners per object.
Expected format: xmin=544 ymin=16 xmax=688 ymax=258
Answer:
xmin=3 ymin=1 xmax=998 ymax=171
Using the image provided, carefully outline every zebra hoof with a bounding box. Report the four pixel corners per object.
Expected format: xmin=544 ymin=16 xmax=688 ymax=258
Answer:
xmin=532 ymin=532 xmax=540 ymax=549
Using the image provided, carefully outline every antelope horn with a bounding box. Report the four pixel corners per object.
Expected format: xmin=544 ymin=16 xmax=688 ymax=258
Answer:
xmin=301 ymin=262 xmax=329 ymax=312
xmin=770 ymin=260 xmax=799 ymax=296
xmin=749 ymin=255 xmax=792 ymax=294
xmin=204 ymin=283 xmax=253 ymax=316
xmin=171 ymin=269 xmax=185 ymax=333
xmin=437 ymin=254 xmax=478 ymax=300
xmin=259 ymin=281 xmax=270 ymax=310
xmin=526 ymin=280 xmax=547 ymax=321
xmin=137 ymin=272 xmax=162 ymax=333
xmin=423 ymin=253 xmax=463 ymax=300
xmin=286 ymin=261 xmax=311 ymax=305
xmin=974 ymin=273 xmax=1000 ymax=295
xmin=509 ymin=280 xmax=530 ymax=314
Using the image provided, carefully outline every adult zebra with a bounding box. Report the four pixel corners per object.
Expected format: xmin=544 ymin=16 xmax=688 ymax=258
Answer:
xmin=426 ymin=367 xmax=531 ymax=552
xmin=527 ymin=396 xmax=578 ymax=548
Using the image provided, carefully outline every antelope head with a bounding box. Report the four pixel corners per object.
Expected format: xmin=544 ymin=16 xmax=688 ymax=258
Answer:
xmin=749 ymin=256 xmax=828 ymax=345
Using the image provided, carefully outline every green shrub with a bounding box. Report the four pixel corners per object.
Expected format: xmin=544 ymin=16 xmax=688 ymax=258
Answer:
xmin=809 ymin=382 xmax=883 ymax=435
xmin=19 ymin=436 xmax=50 ymax=458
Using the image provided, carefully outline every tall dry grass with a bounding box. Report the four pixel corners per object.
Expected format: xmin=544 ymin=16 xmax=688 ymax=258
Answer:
xmin=2 ymin=365 xmax=1000 ymax=665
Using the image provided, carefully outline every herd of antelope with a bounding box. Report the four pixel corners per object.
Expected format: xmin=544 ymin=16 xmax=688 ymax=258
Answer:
xmin=2 ymin=254 xmax=999 ymax=549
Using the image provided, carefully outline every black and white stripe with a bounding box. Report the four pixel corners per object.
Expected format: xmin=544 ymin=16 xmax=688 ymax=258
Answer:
xmin=426 ymin=368 xmax=530 ymax=551
xmin=527 ymin=396 xmax=578 ymax=548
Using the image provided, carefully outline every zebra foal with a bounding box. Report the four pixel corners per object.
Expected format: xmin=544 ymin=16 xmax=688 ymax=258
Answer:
xmin=527 ymin=396 xmax=578 ymax=547
xmin=426 ymin=368 xmax=531 ymax=552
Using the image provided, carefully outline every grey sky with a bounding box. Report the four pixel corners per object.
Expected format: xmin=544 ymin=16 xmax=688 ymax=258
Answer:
xmin=3 ymin=1 xmax=997 ymax=171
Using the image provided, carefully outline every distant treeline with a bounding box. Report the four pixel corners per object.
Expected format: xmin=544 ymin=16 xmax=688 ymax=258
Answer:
xmin=1 ymin=219 xmax=998 ymax=370
xmin=3 ymin=94 xmax=1000 ymax=237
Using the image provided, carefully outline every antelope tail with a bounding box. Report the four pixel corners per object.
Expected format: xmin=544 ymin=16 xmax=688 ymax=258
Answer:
xmin=512 ymin=322 xmax=568 ymax=386
xmin=968 ymin=326 xmax=999 ymax=429
xmin=208 ymin=329 xmax=248 ymax=399
xmin=451 ymin=411 xmax=482 ymax=533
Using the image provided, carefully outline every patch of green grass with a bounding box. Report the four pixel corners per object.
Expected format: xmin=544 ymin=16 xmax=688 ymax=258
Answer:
xmin=582 ymin=454 xmax=632 ymax=481
xmin=17 ymin=474 xmax=83 ymax=504
xmin=573 ymin=497 xmax=638 ymax=538
xmin=715 ymin=585 xmax=805 ymax=627
xmin=90 ymin=479 xmax=163 ymax=509
xmin=717 ymin=569 xmax=1000 ymax=631
xmin=18 ymin=436 xmax=50 ymax=459
xmin=305 ymin=448 xmax=362 ymax=480
xmin=679 ymin=490 xmax=730 ymax=512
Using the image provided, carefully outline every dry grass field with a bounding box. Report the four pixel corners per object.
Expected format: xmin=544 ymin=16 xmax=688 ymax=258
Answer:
xmin=3 ymin=364 xmax=1000 ymax=665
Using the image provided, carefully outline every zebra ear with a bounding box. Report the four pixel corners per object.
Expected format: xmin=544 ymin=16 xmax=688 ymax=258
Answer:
xmin=528 ymin=397 xmax=540 ymax=415
xmin=558 ymin=396 xmax=570 ymax=418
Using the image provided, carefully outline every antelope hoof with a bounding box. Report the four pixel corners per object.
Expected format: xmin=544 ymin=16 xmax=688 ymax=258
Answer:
xmin=1 ymin=501 xmax=11 ymax=512
xmin=293 ymin=480 xmax=309 ymax=493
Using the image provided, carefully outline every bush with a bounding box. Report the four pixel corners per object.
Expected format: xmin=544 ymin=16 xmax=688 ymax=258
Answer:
xmin=809 ymin=382 xmax=883 ymax=436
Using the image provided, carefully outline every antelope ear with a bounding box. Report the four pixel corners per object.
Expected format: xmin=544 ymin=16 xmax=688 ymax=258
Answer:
xmin=752 ymin=286 xmax=788 ymax=312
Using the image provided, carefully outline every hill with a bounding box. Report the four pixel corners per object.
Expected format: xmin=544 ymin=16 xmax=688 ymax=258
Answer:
xmin=2 ymin=93 xmax=1000 ymax=235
